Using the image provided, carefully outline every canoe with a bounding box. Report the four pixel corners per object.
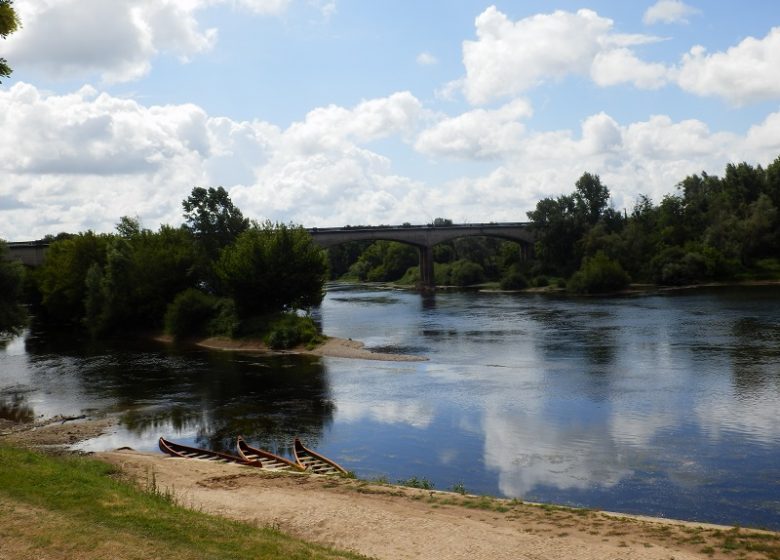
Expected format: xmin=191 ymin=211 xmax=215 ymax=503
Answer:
xmin=293 ymin=437 xmax=348 ymax=476
xmin=158 ymin=436 xmax=257 ymax=466
xmin=236 ymin=436 xmax=304 ymax=472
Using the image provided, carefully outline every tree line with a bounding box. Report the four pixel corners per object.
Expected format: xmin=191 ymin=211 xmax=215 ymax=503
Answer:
xmin=329 ymin=156 xmax=780 ymax=293
xmin=0 ymin=187 xmax=328 ymax=346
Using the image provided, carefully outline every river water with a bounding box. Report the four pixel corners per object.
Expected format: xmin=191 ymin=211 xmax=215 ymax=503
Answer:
xmin=1 ymin=284 xmax=779 ymax=529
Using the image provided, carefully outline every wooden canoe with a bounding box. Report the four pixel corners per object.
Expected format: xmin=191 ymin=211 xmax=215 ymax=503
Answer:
xmin=293 ymin=437 xmax=348 ymax=476
xmin=158 ymin=436 xmax=257 ymax=466
xmin=236 ymin=436 xmax=304 ymax=472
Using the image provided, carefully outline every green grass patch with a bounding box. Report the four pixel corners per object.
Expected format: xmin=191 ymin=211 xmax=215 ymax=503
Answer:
xmin=0 ymin=445 xmax=366 ymax=560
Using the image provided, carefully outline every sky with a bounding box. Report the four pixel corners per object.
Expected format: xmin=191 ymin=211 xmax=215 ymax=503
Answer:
xmin=2 ymin=0 xmax=780 ymax=241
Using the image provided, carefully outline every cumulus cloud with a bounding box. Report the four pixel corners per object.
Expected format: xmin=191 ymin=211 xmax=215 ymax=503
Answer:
xmin=676 ymin=27 xmax=780 ymax=105
xmin=460 ymin=7 xmax=666 ymax=104
xmin=591 ymin=48 xmax=670 ymax=89
xmin=4 ymin=0 xmax=292 ymax=83
xmin=3 ymin=80 xmax=780 ymax=241
xmin=415 ymin=99 xmax=533 ymax=159
xmin=643 ymin=0 xmax=700 ymax=25
xmin=0 ymin=83 xmax=430 ymax=239
xmin=462 ymin=8 xmax=612 ymax=104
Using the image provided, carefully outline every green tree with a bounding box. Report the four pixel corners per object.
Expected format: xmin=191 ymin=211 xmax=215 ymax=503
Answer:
xmin=527 ymin=194 xmax=583 ymax=275
xmin=182 ymin=186 xmax=249 ymax=262
xmin=348 ymin=241 xmax=417 ymax=282
xmin=215 ymin=222 xmax=327 ymax=317
xmin=37 ymin=232 xmax=111 ymax=324
xmin=0 ymin=0 xmax=20 ymax=83
xmin=85 ymin=221 xmax=199 ymax=334
xmin=567 ymin=251 xmax=630 ymax=294
xmin=574 ymin=172 xmax=610 ymax=226
xmin=0 ymin=240 xmax=26 ymax=335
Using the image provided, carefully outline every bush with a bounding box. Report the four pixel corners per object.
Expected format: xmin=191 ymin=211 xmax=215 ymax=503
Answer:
xmin=651 ymin=245 xmax=734 ymax=286
xmin=567 ymin=252 xmax=630 ymax=294
xmin=499 ymin=267 xmax=528 ymax=290
xmin=449 ymin=259 xmax=485 ymax=286
xmin=164 ymin=289 xmax=218 ymax=340
xmin=264 ymin=313 xmax=321 ymax=349
xmin=208 ymin=297 xmax=239 ymax=337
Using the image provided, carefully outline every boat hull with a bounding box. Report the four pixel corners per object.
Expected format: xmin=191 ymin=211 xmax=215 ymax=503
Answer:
xmin=236 ymin=436 xmax=304 ymax=471
xmin=293 ymin=437 xmax=348 ymax=476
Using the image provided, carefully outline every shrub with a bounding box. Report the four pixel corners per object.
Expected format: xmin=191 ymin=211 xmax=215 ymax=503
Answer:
xmin=650 ymin=245 xmax=734 ymax=286
xmin=449 ymin=259 xmax=485 ymax=286
xmin=499 ymin=267 xmax=528 ymax=290
xmin=164 ymin=289 xmax=217 ymax=340
xmin=567 ymin=251 xmax=630 ymax=294
xmin=265 ymin=313 xmax=321 ymax=349
xmin=208 ymin=297 xmax=239 ymax=338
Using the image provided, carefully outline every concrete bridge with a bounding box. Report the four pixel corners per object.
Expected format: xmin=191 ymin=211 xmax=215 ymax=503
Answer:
xmin=4 ymin=241 xmax=48 ymax=267
xmin=307 ymin=222 xmax=534 ymax=289
xmin=5 ymin=222 xmax=535 ymax=290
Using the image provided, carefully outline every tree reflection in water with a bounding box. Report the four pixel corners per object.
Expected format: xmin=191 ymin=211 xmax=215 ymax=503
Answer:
xmin=20 ymin=321 xmax=335 ymax=454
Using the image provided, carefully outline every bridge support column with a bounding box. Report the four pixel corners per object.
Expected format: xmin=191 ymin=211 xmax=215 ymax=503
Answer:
xmin=418 ymin=246 xmax=435 ymax=291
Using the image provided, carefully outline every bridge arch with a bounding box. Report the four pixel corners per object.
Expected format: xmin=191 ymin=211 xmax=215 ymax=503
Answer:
xmin=308 ymin=223 xmax=535 ymax=290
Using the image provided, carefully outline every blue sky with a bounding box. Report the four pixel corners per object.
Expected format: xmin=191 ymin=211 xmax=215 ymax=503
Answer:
xmin=2 ymin=0 xmax=780 ymax=240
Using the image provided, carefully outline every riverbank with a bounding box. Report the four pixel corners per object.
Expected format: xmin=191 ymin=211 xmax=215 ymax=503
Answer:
xmin=174 ymin=334 xmax=429 ymax=362
xmin=1 ymin=420 xmax=779 ymax=560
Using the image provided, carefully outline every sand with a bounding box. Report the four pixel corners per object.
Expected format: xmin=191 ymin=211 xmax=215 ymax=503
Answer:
xmin=96 ymin=448 xmax=773 ymax=560
xmin=196 ymin=335 xmax=428 ymax=362
xmin=2 ymin=418 xmax=777 ymax=560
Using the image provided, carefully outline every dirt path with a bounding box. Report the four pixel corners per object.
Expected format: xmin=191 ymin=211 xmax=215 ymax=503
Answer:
xmin=98 ymin=449 xmax=772 ymax=560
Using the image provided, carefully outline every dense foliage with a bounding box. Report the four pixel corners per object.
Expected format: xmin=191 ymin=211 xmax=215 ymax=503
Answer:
xmin=29 ymin=189 xmax=327 ymax=347
xmin=0 ymin=241 xmax=26 ymax=335
xmin=216 ymin=222 xmax=328 ymax=317
xmin=329 ymin=158 xmax=780 ymax=292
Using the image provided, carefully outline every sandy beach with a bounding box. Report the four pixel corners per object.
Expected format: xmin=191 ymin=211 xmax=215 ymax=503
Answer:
xmin=195 ymin=335 xmax=429 ymax=362
xmin=1 ymin=418 xmax=778 ymax=559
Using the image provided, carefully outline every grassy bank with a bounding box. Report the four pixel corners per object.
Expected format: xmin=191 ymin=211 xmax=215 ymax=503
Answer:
xmin=0 ymin=445 xmax=366 ymax=560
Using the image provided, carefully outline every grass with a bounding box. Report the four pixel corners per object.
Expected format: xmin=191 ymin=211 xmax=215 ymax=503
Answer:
xmin=0 ymin=445 xmax=367 ymax=560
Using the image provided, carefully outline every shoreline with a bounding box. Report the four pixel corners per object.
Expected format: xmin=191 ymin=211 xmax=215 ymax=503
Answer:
xmin=2 ymin=420 xmax=778 ymax=559
xmin=156 ymin=334 xmax=429 ymax=362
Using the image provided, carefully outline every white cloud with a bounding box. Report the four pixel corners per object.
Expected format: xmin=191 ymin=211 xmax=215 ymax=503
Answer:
xmin=415 ymin=99 xmax=532 ymax=159
xmin=3 ymin=81 xmax=780 ymax=242
xmin=416 ymin=51 xmax=438 ymax=66
xmin=4 ymin=0 xmax=294 ymax=84
xmin=6 ymin=0 xmax=217 ymax=83
xmin=461 ymin=7 xmax=666 ymax=104
xmin=591 ymin=48 xmax=670 ymax=89
xmin=643 ymin=0 xmax=700 ymax=25
xmin=676 ymin=28 xmax=780 ymax=105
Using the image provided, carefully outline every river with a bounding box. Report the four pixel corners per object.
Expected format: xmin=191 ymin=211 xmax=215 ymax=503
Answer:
xmin=1 ymin=284 xmax=779 ymax=529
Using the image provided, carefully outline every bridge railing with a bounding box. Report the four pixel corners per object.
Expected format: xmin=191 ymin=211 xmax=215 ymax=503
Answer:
xmin=306 ymin=222 xmax=532 ymax=233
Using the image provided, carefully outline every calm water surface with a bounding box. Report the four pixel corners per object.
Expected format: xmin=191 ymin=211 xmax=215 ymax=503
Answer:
xmin=1 ymin=285 xmax=779 ymax=529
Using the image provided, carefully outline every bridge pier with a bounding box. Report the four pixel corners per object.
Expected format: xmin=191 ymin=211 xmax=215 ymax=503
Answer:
xmin=418 ymin=246 xmax=435 ymax=291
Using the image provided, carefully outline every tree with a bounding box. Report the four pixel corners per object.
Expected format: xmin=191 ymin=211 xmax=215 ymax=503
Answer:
xmin=0 ymin=1 xmax=20 ymax=83
xmin=182 ymin=186 xmax=249 ymax=261
xmin=85 ymin=221 xmax=199 ymax=334
xmin=37 ymin=232 xmax=111 ymax=324
xmin=567 ymin=251 xmax=630 ymax=294
xmin=574 ymin=172 xmax=610 ymax=226
xmin=527 ymin=194 xmax=583 ymax=275
xmin=0 ymin=240 xmax=26 ymax=335
xmin=215 ymin=222 xmax=328 ymax=317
